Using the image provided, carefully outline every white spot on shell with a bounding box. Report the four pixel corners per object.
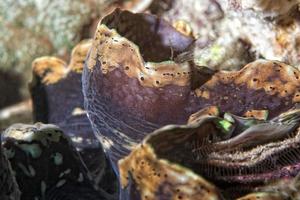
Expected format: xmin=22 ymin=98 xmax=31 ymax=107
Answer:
xmin=77 ymin=173 xmax=84 ymax=182
xmin=52 ymin=152 xmax=63 ymax=165
xmin=56 ymin=179 xmax=66 ymax=188
xmin=41 ymin=181 xmax=47 ymax=198
xmin=72 ymin=107 xmax=86 ymax=116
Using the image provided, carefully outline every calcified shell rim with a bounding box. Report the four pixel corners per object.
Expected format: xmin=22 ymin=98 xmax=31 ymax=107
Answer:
xmin=196 ymin=59 xmax=300 ymax=102
xmin=86 ymin=13 xmax=194 ymax=88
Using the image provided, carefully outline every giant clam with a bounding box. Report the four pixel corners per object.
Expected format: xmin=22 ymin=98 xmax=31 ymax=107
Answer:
xmin=83 ymin=9 xmax=197 ymax=171
xmin=2 ymin=2 xmax=300 ymax=200
xmin=1 ymin=123 xmax=115 ymax=199
xmin=30 ymin=40 xmax=118 ymax=198
xmin=82 ymin=8 xmax=300 ymax=199
xmin=119 ymin=108 xmax=300 ymax=199
xmin=83 ymin=9 xmax=300 ymax=167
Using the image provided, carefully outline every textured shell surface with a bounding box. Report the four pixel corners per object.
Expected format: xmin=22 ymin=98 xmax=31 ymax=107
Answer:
xmin=4 ymin=1 xmax=300 ymax=199
xmin=30 ymin=40 xmax=118 ymax=198
xmin=2 ymin=123 xmax=116 ymax=200
xmin=82 ymin=8 xmax=300 ymax=200
xmin=119 ymin=107 xmax=300 ymax=199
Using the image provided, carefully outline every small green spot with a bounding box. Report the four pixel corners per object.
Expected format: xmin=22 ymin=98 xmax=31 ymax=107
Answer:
xmin=217 ymin=119 xmax=233 ymax=134
xmin=210 ymin=44 xmax=223 ymax=61
xmin=56 ymin=179 xmax=66 ymax=188
xmin=195 ymin=44 xmax=224 ymax=66
xmin=52 ymin=152 xmax=63 ymax=165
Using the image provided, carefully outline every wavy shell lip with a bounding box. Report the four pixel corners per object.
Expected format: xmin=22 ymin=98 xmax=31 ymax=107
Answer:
xmin=87 ymin=8 xmax=196 ymax=88
xmin=118 ymin=114 xmax=228 ymax=199
xmin=119 ymin=136 xmax=222 ymax=200
xmin=69 ymin=39 xmax=94 ymax=73
xmin=213 ymin=110 xmax=300 ymax=151
xmin=83 ymin=9 xmax=198 ymax=168
xmin=188 ymin=106 xmax=220 ymax=124
xmin=98 ymin=8 xmax=195 ymax=63
xmin=195 ymin=59 xmax=300 ymax=118
xmin=32 ymin=57 xmax=68 ymax=85
xmin=118 ymin=107 xmax=300 ymax=199
xmin=88 ymin=24 xmax=192 ymax=88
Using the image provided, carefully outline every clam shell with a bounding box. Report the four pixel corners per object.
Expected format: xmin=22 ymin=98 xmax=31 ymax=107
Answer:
xmin=84 ymin=18 xmax=300 ymax=166
xmin=30 ymin=40 xmax=118 ymax=197
xmin=2 ymin=123 xmax=114 ymax=200
xmin=119 ymin=108 xmax=300 ymax=199
xmin=83 ymin=9 xmax=196 ymax=170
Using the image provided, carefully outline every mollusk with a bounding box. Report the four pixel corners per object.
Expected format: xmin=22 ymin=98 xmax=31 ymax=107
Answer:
xmin=83 ymin=8 xmax=300 ymax=169
xmin=83 ymin=8 xmax=300 ymax=199
xmin=83 ymin=9 xmax=196 ymax=171
xmin=119 ymin=107 xmax=300 ymax=199
xmin=2 ymin=123 xmax=113 ymax=199
xmin=30 ymin=40 xmax=118 ymax=198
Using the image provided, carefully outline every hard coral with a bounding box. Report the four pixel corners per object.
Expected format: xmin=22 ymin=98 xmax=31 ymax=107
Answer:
xmin=229 ymin=0 xmax=300 ymax=18
xmin=0 ymin=0 xmax=106 ymax=71
xmin=212 ymin=0 xmax=300 ymax=69
xmin=0 ymin=0 xmax=119 ymax=103
xmin=147 ymin=0 xmax=300 ymax=70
